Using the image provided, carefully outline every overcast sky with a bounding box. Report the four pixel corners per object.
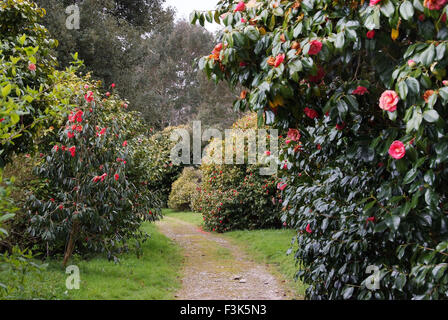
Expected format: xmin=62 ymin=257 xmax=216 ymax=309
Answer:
xmin=164 ymin=0 xmax=222 ymax=33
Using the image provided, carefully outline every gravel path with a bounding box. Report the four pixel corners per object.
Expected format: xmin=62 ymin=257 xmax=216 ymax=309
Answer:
xmin=156 ymin=217 xmax=292 ymax=300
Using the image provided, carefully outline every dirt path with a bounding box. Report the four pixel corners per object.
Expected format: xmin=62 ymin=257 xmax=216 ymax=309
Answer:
xmin=156 ymin=217 xmax=292 ymax=300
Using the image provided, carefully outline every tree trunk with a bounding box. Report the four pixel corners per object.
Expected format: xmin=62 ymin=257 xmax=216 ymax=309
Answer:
xmin=62 ymin=221 xmax=79 ymax=267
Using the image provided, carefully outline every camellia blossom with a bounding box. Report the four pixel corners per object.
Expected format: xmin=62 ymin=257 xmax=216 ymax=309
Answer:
xmin=111 ymin=83 xmax=115 ymax=88
xmin=336 ymin=122 xmax=346 ymax=130
xmin=274 ymin=53 xmax=285 ymax=67
xmin=67 ymin=131 xmax=75 ymax=139
xmin=443 ymin=80 xmax=448 ymax=86
xmin=53 ymin=145 xmax=59 ymax=152
xmin=106 ymin=92 xmax=111 ymax=97
xmin=379 ymin=90 xmax=399 ymax=112
xmin=97 ymin=128 xmax=107 ymax=137
xmin=308 ymin=40 xmax=323 ymax=55
xmin=114 ymin=174 xmax=119 ymax=181
xmin=122 ymin=140 xmax=128 ymax=147
xmin=304 ymin=107 xmax=319 ymax=119
xmin=287 ymin=128 xmax=301 ymax=141
xmin=366 ymin=216 xmax=375 ymax=223
xmin=68 ymin=146 xmax=76 ymax=157
xmin=408 ymin=59 xmax=416 ymax=67
xmin=234 ymin=1 xmax=246 ymax=12
xmin=85 ymin=91 xmax=94 ymax=103
xmin=370 ymin=0 xmax=382 ymax=5
xmin=366 ymin=30 xmax=375 ymax=39
xmin=424 ymin=0 xmax=448 ymax=10
xmin=389 ymin=140 xmax=406 ymax=160
xmin=306 ymin=224 xmax=312 ymax=234
xmin=28 ymin=63 xmax=36 ymax=71
xmin=353 ymin=86 xmax=369 ymax=95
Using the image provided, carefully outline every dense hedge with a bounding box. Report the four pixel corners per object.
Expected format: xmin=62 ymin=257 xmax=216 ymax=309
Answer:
xmin=192 ymin=114 xmax=283 ymax=232
xmin=195 ymin=0 xmax=448 ymax=299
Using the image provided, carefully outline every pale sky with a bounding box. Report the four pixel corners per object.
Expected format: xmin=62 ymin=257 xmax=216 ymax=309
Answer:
xmin=164 ymin=0 xmax=222 ymax=33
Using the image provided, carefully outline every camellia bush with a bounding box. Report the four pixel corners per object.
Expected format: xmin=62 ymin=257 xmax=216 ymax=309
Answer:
xmin=192 ymin=114 xmax=283 ymax=232
xmin=194 ymin=0 xmax=448 ymax=299
xmin=25 ymin=83 xmax=162 ymax=266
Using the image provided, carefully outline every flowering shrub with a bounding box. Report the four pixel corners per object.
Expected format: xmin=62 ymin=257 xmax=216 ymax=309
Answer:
xmin=195 ymin=0 xmax=448 ymax=299
xmin=192 ymin=114 xmax=283 ymax=232
xmin=168 ymin=167 xmax=202 ymax=211
xmin=26 ymin=84 xmax=161 ymax=266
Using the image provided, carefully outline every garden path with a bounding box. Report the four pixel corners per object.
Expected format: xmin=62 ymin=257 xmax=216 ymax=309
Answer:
xmin=156 ymin=217 xmax=293 ymax=300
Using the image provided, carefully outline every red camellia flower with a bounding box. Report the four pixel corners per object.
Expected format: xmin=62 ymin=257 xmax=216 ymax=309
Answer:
xmin=239 ymin=61 xmax=248 ymax=67
xmin=234 ymin=1 xmax=246 ymax=12
xmin=265 ymin=151 xmax=271 ymax=156
xmin=85 ymin=91 xmax=94 ymax=103
xmin=424 ymin=0 xmax=448 ymax=10
xmin=68 ymin=146 xmax=76 ymax=157
xmin=379 ymin=90 xmax=399 ymax=112
xmin=308 ymin=66 xmax=325 ymax=83
xmin=114 ymin=174 xmax=119 ymax=181
xmin=28 ymin=63 xmax=36 ymax=71
xmin=389 ymin=140 xmax=406 ymax=160
xmin=287 ymin=128 xmax=301 ymax=141
xmin=366 ymin=216 xmax=375 ymax=223
xmin=97 ymin=128 xmax=107 ymax=137
xmin=67 ymin=131 xmax=75 ymax=139
xmin=274 ymin=53 xmax=285 ymax=67
xmin=123 ymin=140 xmax=128 ymax=147
xmin=317 ymin=144 xmax=322 ymax=150
xmin=277 ymin=182 xmax=287 ymax=191
xmin=111 ymin=83 xmax=116 ymax=88
xmin=0 ymin=118 xmax=4 ymax=122
xmin=353 ymin=86 xmax=369 ymax=95
xmin=366 ymin=30 xmax=375 ymax=39
xmin=304 ymin=107 xmax=319 ymax=119
xmin=370 ymin=0 xmax=382 ymax=5
xmin=53 ymin=145 xmax=59 ymax=152
xmin=336 ymin=122 xmax=346 ymax=130
xmin=50 ymin=198 xmax=55 ymax=202
xmin=308 ymin=40 xmax=322 ymax=55
xmin=306 ymin=224 xmax=312 ymax=234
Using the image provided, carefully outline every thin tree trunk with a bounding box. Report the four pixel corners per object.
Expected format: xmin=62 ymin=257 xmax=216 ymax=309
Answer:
xmin=62 ymin=221 xmax=79 ymax=267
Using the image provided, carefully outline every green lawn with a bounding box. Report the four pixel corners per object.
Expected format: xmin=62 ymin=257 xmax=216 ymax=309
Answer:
xmin=163 ymin=210 xmax=307 ymax=299
xmin=4 ymin=222 xmax=183 ymax=300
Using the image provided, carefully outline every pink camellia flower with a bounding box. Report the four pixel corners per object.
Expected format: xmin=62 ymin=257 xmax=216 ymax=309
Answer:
xmin=285 ymin=139 xmax=291 ymax=144
xmin=106 ymin=92 xmax=111 ymax=97
xmin=84 ymin=84 xmax=89 ymax=90
xmin=306 ymin=224 xmax=312 ymax=234
xmin=304 ymin=107 xmax=319 ymax=119
xmin=308 ymin=40 xmax=323 ymax=55
xmin=277 ymin=182 xmax=287 ymax=191
xmin=111 ymin=83 xmax=116 ymax=88
xmin=408 ymin=59 xmax=416 ymax=67
xmin=353 ymin=86 xmax=369 ymax=95
xmin=389 ymin=140 xmax=406 ymax=160
xmin=85 ymin=91 xmax=94 ymax=103
xmin=379 ymin=90 xmax=399 ymax=112
xmin=370 ymin=0 xmax=382 ymax=5
xmin=100 ymin=173 xmax=108 ymax=182
xmin=424 ymin=0 xmax=448 ymax=10
xmin=265 ymin=151 xmax=271 ymax=156
xmin=366 ymin=30 xmax=375 ymax=39
xmin=234 ymin=1 xmax=246 ymax=12
xmin=443 ymin=80 xmax=448 ymax=86
xmin=114 ymin=174 xmax=119 ymax=181
xmin=274 ymin=53 xmax=285 ymax=67
xmin=241 ymin=18 xmax=247 ymax=23
xmin=287 ymin=128 xmax=301 ymax=141
xmin=68 ymin=146 xmax=76 ymax=157
xmin=28 ymin=63 xmax=36 ymax=71
xmin=53 ymin=145 xmax=59 ymax=152
xmin=122 ymin=140 xmax=128 ymax=147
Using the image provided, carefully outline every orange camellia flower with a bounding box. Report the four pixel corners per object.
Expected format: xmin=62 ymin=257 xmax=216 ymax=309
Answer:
xmin=423 ymin=90 xmax=435 ymax=103
xmin=240 ymin=90 xmax=247 ymax=100
xmin=280 ymin=34 xmax=286 ymax=43
xmin=267 ymin=56 xmax=276 ymax=66
xmin=379 ymin=90 xmax=399 ymax=112
xmin=291 ymin=41 xmax=300 ymax=50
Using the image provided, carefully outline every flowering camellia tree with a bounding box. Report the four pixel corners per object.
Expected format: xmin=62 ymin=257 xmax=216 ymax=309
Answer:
xmin=194 ymin=0 xmax=448 ymax=299
xmin=26 ymin=85 xmax=161 ymax=266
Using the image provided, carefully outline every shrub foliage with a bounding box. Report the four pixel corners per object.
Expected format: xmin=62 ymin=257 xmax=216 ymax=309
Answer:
xmin=168 ymin=167 xmax=201 ymax=211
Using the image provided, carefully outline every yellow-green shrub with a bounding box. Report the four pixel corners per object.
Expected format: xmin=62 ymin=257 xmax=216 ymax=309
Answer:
xmin=168 ymin=167 xmax=201 ymax=211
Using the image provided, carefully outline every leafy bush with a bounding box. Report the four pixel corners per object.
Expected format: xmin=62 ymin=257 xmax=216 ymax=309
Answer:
xmin=168 ymin=167 xmax=201 ymax=211
xmin=192 ymin=114 xmax=283 ymax=232
xmin=196 ymin=0 xmax=448 ymax=299
xmin=129 ymin=126 xmax=185 ymax=207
